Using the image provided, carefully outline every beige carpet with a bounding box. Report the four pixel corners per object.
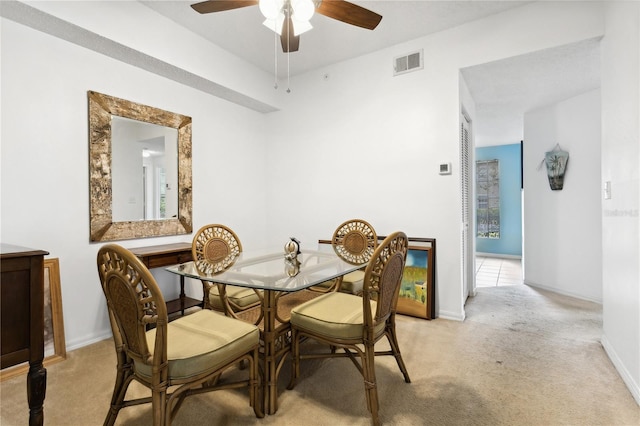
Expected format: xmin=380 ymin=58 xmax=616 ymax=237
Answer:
xmin=1 ymin=284 xmax=639 ymax=425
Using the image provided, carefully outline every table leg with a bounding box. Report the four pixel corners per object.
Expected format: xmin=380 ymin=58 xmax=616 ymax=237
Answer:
xmin=179 ymin=276 xmax=186 ymax=316
xmin=262 ymin=290 xmax=278 ymax=415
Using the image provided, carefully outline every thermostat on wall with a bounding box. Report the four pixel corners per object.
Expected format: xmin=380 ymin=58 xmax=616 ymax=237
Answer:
xmin=439 ymin=163 xmax=452 ymax=175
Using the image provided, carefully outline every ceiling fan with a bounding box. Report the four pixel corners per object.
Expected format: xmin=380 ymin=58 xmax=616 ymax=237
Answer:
xmin=191 ymin=0 xmax=382 ymax=53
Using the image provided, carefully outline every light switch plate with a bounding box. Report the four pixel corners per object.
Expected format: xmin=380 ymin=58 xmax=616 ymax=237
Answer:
xmin=604 ymin=181 xmax=611 ymax=200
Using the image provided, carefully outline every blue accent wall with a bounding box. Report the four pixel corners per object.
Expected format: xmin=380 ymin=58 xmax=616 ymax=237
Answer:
xmin=476 ymin=143 xmax=522 ymax=256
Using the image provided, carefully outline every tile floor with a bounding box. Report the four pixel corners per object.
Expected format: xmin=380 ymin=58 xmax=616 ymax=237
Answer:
xmin=475 ymin=256 xmax=523 ymax=287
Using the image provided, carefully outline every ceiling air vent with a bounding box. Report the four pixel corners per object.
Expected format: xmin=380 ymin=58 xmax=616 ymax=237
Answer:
xmin=393 ymin=49 xmax=423 ymax=76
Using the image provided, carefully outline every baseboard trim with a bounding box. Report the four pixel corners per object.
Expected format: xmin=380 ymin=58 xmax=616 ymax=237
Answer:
xmin=66 ymin=330 xmax=112 ymax=352
xmin=476 ymin=252 xmax=522 ymax=260
xmin=438 ymin=309 xmax=465 ymax=321
xmin=601 ymin=334 xmax=640 ymax=406
xmin=524 ymin=280 xmax=602 ymax=304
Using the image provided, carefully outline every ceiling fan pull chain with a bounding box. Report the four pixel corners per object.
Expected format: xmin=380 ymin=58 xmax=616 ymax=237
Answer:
xmin=287 ymin=50 xmax=291 ymax=93
xmin=273 ymin=28 xmax=278 ymax=90
xmin=286 ymin=9 xmax=291 ymax=93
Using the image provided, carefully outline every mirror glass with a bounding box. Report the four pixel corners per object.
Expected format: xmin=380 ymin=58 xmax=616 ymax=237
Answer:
xmin=111 ymin=116 xmax=178 ymax=221
xmin=88 ymin=91 xmax=192 ymax=242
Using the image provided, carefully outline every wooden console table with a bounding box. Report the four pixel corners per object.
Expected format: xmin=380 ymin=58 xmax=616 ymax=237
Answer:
xmin=1 ymin=243 xmax=49 ymax=426
xmin=129 ymin=243 xmax=201 ymax=315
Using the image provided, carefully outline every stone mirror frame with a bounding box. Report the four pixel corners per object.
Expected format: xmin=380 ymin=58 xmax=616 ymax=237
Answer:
xmin=88 ymin=91 xmax=192 ymax=242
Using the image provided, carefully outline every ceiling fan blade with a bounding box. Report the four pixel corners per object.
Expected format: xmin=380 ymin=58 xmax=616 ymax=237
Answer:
xmin=316 ymin=0 xmax=382 ymax=30
xmin=280 ymin=17 xmax=300 ymax=52
xmin=191 ymin=0 xmax=258 ymax=14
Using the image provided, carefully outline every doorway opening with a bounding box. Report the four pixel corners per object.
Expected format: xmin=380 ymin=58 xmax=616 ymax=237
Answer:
xmin=475 ymin=256 xmax=523 ymax=288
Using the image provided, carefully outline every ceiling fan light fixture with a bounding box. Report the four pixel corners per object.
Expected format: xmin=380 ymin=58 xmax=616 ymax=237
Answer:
xmin=259 ymin=0 xmax=284 ymax=20
xmin=262 ymin=16 xmax=285 ymax=35
xmin=292 ymin=18 xmax=312 ymax=36
xmin=291 ymin=0 xmax=315 ymax=21
xmin=260 ymin=0 xmax=314 ymax=36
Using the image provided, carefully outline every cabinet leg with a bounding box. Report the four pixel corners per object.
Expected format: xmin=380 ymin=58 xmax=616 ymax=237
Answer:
xmin=27 ymin=361 xmax=46 ymax=426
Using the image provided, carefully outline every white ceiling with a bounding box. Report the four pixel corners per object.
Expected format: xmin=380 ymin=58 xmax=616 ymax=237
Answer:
xmin=141 ymin=0 xmax=601 ymax=145
xmin=462 ymin=37 xmax=601 ymax=145
xmin=141 ymin=0 xmax=532 ymax=78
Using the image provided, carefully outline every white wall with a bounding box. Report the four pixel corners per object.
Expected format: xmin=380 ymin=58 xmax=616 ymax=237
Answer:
xmin=263 ymin=1 xmax=605 ymax=320
xmin=601 ymin=1 xmax=640 ymax=405
xmin=523 ymin=90 xmax=603 ymax=302
xmin=1 ymin=18 xmax=270 ymax=349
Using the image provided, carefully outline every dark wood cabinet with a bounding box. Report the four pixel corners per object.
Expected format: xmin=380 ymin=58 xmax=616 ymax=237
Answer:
xmin=129 ymin=243 xmax=201 ymax=315
xmin=1 ymin=243 xmax=49 ymax=426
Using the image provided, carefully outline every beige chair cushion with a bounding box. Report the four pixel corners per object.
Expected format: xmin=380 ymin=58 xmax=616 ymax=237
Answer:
xmin=311 ymin=278 xmax=338 ymax=290
xmin=339 ymin=270 xmax=365 ymax=295
xmin=312 ymin=270 xmax=365 ymax=295
xmin=290 ymin=292 xmax=384 ymax=340
xmin=137 ymin=310 xmax=259 ymax=380
xmin=209 ymin=285 xmax=261 ymax=310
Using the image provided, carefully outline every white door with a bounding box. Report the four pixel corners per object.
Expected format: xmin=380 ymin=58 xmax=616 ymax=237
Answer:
xmin=460 ymin=112 xmax=474 ymax=305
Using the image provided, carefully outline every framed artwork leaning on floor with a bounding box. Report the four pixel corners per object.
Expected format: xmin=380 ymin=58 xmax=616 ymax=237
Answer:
xmin=43 ymin=258 xmax=66 ymax=361
xmin=377 ymin=236 xmax=436 ymax=320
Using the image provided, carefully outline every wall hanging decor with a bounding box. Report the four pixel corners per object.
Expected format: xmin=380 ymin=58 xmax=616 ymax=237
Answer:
xmin=539 ymin=143 xmax=569 ymax=190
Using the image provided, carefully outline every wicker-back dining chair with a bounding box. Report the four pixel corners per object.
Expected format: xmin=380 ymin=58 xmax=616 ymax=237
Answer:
xmin=97 ymin=244 xmax=263 ymax=425
xmin=288 ymin=232 xmax=411 ymax=426
xmin=192 ymin=224 xmax=261 ymax=312
xmin=332 ymin=218 xmax=378 ymax=264
xmin=312 ymin=218 xmax=378 ymax=294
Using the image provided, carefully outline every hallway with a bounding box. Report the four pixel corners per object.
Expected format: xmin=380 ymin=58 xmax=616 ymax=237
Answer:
xmin=475 ymin=256 xmax=523 ymax=288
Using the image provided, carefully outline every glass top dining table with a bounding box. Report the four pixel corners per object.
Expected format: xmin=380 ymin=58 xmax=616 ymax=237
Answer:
xmin=166 ymin=248 xmax=363 ymax=292
xmin=166 ymin=247 xmax=366 ymax=415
